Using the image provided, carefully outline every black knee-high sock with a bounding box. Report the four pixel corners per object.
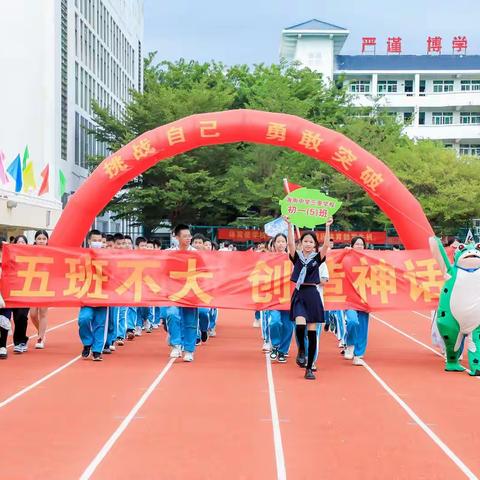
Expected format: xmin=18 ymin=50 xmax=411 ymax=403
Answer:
xmin=296 ymin=324 xmax=306 ymax=354
xmin=307 ymin=330 xmax=317 ymax=369
xmin=0 ymin=327 xmax=8 ymax=349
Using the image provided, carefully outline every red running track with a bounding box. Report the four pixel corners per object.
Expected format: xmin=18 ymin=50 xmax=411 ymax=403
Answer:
xmin=0 ymin=308 xmax=479 ymax=479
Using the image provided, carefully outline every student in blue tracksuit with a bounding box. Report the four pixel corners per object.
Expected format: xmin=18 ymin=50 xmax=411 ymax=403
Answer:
xmin=343 ymin=236 xmax=370 ymax=366
xmin=269 ymin=233 xmax=294 ymax=363
xmin=78 ymin=230 xmax=108 ymax=361
xmin=104 ymin=233 xmax=127 ymax=353
xmin=167 ymin=224 xmax=199 ymax=362
xmin=126 ymin=307 xmax=138 ymax=340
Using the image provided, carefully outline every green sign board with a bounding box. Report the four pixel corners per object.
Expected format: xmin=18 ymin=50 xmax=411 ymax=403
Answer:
xmin=279 ymin=188 xmax=342 ymax=228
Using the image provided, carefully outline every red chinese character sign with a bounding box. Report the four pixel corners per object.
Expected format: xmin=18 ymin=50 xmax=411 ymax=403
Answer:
xmin=49 ymin=109 xmax=434 ymax=250
xmin=387 ymin=37 xmax=402 ymax=54
xmin=279 ymin=188 xmax=342 ymax=228
xmin=1 ymin=244 xmax=444 ymax=312
xmin=427 ymin=36 xmax=442 ymax=54
xmin=452 ymin=36 xmax=467 ymax=54
xmin=361 ymin=37 xmax=376 ymax=54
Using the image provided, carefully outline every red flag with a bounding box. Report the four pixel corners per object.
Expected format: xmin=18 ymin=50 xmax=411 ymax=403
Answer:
xmin=38 ymin=165 xmax=49 ymax=196
xmin=283 ymin=179 xmax=302 ymax=194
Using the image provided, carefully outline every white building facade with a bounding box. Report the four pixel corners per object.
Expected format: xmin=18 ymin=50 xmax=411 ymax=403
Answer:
xmin=0 ymin=0 xmax=143 ymax=239
xmin=280 ymin=20 xmax=480 ymax=156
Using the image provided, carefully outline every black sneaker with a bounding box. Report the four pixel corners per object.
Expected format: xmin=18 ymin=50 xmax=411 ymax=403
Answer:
xmin=304 ymin=368 xmax=316 ymax=380
xmin=270 ymin=348 xmax=278 ymax=360
xmin=201 ymin=331 xmax=208 ymax=343
xmin=296 ymin=351 xmax=306 ymax=368
xmin=323 ymin=323 xmax=329 ymax=332
xmin=81 ymin=346 xmax=91 ymax=359
xmin=196 ymin=338 xmax=201 ymax=345
xmin=277 ymin=352 xmax=287 ymax=363
xmin=92 ymin=352 xmax=103 ymax=362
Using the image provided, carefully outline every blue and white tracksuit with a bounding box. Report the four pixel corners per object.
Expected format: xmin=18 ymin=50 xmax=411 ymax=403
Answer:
xmin=136 ymin=307 xmax=154 ymax=328
xmin=209 ymin=308 xmax=218 ymax=330
xmin=153 ymin=307 xmax=168 ymax=326
xmin=167 ymin=306 xmax=199 ymax=353
xmin=345 ymin=309 xmax=370 ymax=357
xmin=269 ymin=310 xmax=294 ymax=354
xmin=78 ymin=306 xmax=108 ymax=354
xmin=166 ymin=245 xmax=199 ymax=353
xmin=126 ymin=307 xmax=137 ymax=331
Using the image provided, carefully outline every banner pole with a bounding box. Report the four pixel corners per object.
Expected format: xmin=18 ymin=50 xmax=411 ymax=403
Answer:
xmin=283 ymin=178 xmax=301 ymax=240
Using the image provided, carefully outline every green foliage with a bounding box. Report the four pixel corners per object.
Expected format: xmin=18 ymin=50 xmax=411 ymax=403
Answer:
xmin=90 ymin=56 xmax=480 ymax=234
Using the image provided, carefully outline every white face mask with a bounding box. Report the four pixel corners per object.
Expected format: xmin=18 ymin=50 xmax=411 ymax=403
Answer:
xmin=90 ymin=241 xmax=103 ymax=249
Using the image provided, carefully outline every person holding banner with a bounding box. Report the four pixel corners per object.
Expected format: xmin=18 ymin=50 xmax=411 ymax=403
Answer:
xmin=284 ymin=216 xmax=333 ymax=380
xmin=29 ymin=230 xmax=50 ymax=350
xmin=11 ymin=235 xmax=30 ymax=354
xmin=269 ymin=233 xmax=294 ymax=363
xmin=166 ymin=224 xmax=199 ymax=362
xmin=78 ymin=230 xmax=108 ymax=361
xmin=344 ymin=236 xmax=370 ymax=366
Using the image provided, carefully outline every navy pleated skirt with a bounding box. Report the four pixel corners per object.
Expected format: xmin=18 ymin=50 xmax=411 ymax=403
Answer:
xmin=290 ymin=285 xmax=325 ymax=324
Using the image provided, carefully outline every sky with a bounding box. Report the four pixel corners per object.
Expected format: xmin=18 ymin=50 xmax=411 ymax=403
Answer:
xmin=143 ymin=0 xmax=480 ymax=65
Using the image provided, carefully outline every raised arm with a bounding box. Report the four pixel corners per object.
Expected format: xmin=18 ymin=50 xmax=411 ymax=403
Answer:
xmin=429 ymin=235 xmax=451 ymax=276
xmin=283 ymin=216 xmax=296 ymax=257
xmin=319 ymin=218 xmax=333 ymax=260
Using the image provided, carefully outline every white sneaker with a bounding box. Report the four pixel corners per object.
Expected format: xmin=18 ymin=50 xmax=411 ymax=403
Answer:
xmin=208 ymin=328 xmax=216 ymax=337
xmin=344 ymin=345 xmax=354 ymax=360
xmin=14 ymin=343 xmax=28 ymax=354
xmin=253 ymin=319 xmax=260 ymax=328
xmin=183 ymin=351 xmax=194 ymax=362
xmin=353 ymin=356 xmax=364 ymax=366
xmin=134 ymin=326 xmax=142 ymax=337
xmin=0 ymin=347 xmax=7 ymax=359
xmin=152 ymin=324 xmax=159 ymax=329
xmin=35 ymin=339 xmax=45 ymax=349
xmin=169 ymin=346 xmax=182 ymax=358
xmin=109 ymin=345 xmax=116 ymax=352
xmin=262 ymin=341 xmax=271 ymax=352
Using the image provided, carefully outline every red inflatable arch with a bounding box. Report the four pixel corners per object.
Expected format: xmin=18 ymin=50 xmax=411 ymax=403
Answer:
xmin=50 ymin=109 xmax=433 ymax=249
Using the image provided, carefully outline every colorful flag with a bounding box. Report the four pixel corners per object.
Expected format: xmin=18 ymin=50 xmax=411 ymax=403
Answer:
xmin=59 ymin=169 xmax=66 ymax=197
xmin=22 ymin=162 xmax=36 ymax=192
xmin=38 ymin=165 xmax=49 ymax=196
xmin=465 ymin=228 xmax=475 ymax=244
xmin=6 ymin=154 xmax=23 ymax=192
xmin=283 ymin=178 xmax=302 ymax=194
xmin=22 ymin=145 xmax=29 ymax=170
xmin=0 ymin=150 xmax=9 ymax=184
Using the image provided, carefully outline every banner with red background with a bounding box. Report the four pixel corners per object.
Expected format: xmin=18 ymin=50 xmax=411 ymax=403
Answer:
xmin=1 ymin=245 xmax=444 ymax=312
xmin=218 ymin=228 xmax=389 ymax=245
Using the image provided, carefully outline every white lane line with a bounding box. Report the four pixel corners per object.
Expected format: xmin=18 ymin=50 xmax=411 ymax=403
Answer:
xmin=362 ymin=360 xmax=479 ymax=480
xmin=413 ymin=311 xmax=432 ymax=320
xmin=7 ymin=317 xmax=77 ymax=348
xmin=371 ymin=314 xmax=440 ymax=357
xmin=0 ymin=355 xmax=81 ymax=409
xmin=79 ymin=358 xmax=176 ymax=480
xmin=372 ymin=314 xmax=479 ymax=378
xmin=265 ymin=355 xmax=287 ymax=480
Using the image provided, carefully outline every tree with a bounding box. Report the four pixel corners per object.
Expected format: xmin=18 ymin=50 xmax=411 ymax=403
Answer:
xmin=90 ymin=56 xmax=480 ymax=234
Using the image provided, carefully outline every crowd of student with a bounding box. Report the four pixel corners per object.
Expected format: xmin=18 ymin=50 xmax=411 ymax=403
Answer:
xmin=0 ymin=220 xmax=373 ymax=382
